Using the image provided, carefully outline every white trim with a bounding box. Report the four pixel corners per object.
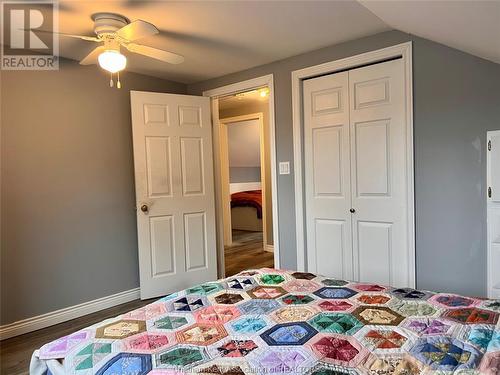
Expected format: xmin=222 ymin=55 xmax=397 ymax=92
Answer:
xmin=292 ymin=42 xmax=415 ymax=287
xmin=265 ymin=245 xmax=274 ymax=253
xmin=219 ymin=113 xmax=266 ymax=250
xmin=0 ymin=288 xmax=140 ymax=340
xmin=209 ymin=97 xmax=226 ymax=278
xmin=203 ymin=76 xmax=272 ymax=98
xmin=203 ymin=74 xmax=280 ymax=271
xmin=218 ymin=113 xmax=233 ymax=247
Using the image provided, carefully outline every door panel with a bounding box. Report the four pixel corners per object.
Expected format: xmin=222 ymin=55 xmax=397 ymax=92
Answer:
xmin=354 ymin=77 xmax=390 ymax=109
xmin=304 ymin=72 xmax=353 ymax=279
xmin=184 ymin=212 xmax=207 ymax=271
xmin=312 ymin=126 xmax=343 ymax=196
xmin=150 ymin=215 xmax=175 ymax=276
xmin=180 ymin=137 xmax=205 ymax=196
xmin=349 ymin=59 xmax=409 ymax=287
xmin=179 ymin=106 xmax=202 ymax=127
xmin=312 ymin=88 xmax=343 ymax=115
xmin=144 ymin=104 xmax=169 ymax=126
xmin=314 ymin=219 xmax=347 ymax=277
xmin=131 ymin=91 xmax=217 ymax=299
xmin=354 ymin=120 xmax=390 ymax=196
xmin=146 ymin=137 xmax=172 ymax=197
xmin=356 ymin=221 xmax=392 ymax=285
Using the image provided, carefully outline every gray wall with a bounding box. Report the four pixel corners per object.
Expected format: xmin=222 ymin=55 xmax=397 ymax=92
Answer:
xmin=189 ymin=30 xmax=500 ymax=297
xmin=0 ymin=58 xmax=186 ymax=325
xmin=229 ymin=167 xmax=261 ymax=183
xmin=227 ymin=119 xmax=261 ymax=168
xmin=412 ymin=37 xmax=500 ymax=297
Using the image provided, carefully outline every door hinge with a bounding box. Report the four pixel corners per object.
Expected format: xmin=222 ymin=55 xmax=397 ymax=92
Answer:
xmin=488 ymin=140 xmax=492 ymax=151
xmin=488 ymin=186 xmax=492 ymax=198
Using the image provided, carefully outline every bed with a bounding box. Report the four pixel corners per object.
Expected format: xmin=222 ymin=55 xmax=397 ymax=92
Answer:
xmin=230 ymin=190 xmax=262 ymax=232
xmin=31 ymin=268 xmax=500 ymax=374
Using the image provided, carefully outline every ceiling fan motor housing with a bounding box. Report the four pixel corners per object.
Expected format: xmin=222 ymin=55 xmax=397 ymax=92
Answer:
xmin=91 ymin=13 xmax=129 ymax=36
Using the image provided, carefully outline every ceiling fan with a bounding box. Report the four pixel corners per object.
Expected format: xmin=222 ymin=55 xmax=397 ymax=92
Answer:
xmin=54 ymin=13 xmax=184 ymax=88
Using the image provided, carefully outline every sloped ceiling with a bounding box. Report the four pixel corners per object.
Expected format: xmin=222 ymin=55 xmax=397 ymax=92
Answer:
xmin=53 ymin=0 xmax=389 ymax=83
xmin=51 ymin=1 xmax=499 ymax=83
xmin=360 ymin=0 xmax=500 ymax=65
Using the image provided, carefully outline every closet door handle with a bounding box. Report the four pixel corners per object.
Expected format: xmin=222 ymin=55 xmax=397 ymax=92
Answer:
xmin=349 ymin=208 xmax=356 ymax=213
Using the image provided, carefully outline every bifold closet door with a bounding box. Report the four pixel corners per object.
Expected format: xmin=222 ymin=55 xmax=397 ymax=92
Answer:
xmin=348 ymin=59 xmax=409 ymax=287
xmin=303 ymin=58 xmax=411 ymax=287
xmin=303 ymin=71 xmax=354 ymax=280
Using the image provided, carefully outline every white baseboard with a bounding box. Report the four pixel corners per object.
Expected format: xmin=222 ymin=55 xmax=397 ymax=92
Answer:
xmin=265 ymin=245 xmax=274 ymax=253
xmin=0 ymin=287 xmax=140 ymax=341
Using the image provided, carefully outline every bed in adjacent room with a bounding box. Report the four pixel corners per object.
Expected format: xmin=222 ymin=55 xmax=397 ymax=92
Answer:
xmin=31 ymin=268 xmax=500 ymax=374
xmin=230 ymin=189 xmax=262 ymax=232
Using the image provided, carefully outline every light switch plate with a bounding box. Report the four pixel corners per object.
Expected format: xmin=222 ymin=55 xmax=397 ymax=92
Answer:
xmin=279 ymin=161 xmax=290 ymax=175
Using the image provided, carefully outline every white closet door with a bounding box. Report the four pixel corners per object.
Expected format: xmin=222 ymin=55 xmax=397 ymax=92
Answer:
xmin=348 ymin=59 xmax=410 ymax=287
xmin=303 ymin=72 xmax=354 ymax=279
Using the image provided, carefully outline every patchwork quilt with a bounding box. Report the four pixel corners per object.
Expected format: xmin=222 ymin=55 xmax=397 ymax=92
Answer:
xmin=31 ymin=268 xmax=500 ymax=374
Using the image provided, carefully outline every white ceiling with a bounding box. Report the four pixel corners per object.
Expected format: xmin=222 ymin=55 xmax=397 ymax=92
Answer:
xmin=360 ymin=0 xmax=500 ymax=65
xmin=219 ymin=89 xmax=269 ymax=112
xmin=54 ymin=1 xmax=499 ymax=84
xmin=55 ymin=0 xmax=389 ymax=83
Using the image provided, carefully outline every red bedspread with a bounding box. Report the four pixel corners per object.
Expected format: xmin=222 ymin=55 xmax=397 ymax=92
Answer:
xmin=231 ymin=189 xmax=262 ymax=218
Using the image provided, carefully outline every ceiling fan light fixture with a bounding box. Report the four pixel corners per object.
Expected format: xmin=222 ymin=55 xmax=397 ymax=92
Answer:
xmin=98 ymin=50 xmax=127 ymax=73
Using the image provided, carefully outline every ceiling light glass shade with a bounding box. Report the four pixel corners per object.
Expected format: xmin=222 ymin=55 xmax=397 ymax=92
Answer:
xmin=98 ymin=50 xmax=127 ymax=73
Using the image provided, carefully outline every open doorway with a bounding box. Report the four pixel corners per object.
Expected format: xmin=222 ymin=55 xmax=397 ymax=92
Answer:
xmin=218 ymin=88 xmax=274 ymax=276
xmin=204 ymin=75 xmax=280 ymax=278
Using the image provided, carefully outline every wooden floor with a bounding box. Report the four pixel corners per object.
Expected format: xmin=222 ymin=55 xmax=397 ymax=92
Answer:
xmin=0 ymin=231 xmax=272 ymax=374
xmin=224 ymin=230 xmax=274 ymax=276
xmin=0 ymin=298 xmax=155 ymax=375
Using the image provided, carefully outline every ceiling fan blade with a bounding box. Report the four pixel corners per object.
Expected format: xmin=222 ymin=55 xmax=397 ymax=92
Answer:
xmin=80 ymin=46 xmax=105 ymax=65
xmin=117 ymin=20 xmax=158 ymax=41
xmin=23 ymin=28 xmax=99 ymax=42
xmin=125 ymin=43 xmax=184 ymax=64
xmin=58 ymin=33 xmax=100 ymax=42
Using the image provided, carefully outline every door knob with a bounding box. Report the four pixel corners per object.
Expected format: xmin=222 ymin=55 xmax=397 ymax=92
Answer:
xmin=140 ymin=204 xmax=149 ymax=213
xmin=350 ymin=208 xmax=356 ymax=213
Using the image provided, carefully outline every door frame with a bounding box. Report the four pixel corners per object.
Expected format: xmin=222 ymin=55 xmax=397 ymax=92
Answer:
xmin=203 ymin=74 xmax=280 ymax=277
xmin=291 ymin=42 xmax=415 ymax=287
xmin=219 ymin=113 xmax=267 ymax=249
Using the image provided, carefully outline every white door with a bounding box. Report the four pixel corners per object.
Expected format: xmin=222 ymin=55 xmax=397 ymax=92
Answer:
xmin=487 ymin=130 xmax=500 ymax=298
xmin=131 ymin=91 xmax=217 ymax=299
xmin=303 ymin=72 xmax=354 ymax=279
xmin=303 ymin=59 xmax=412 ymax=287
xmin=349 ymin=59 xmax=410 ymax=287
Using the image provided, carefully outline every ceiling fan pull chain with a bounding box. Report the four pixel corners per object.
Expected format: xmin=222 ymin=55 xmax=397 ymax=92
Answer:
xmin=109 ymin=73 xmax=114 ymax=88
xmin=117 ymin=72 xmax=122 ymax=89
